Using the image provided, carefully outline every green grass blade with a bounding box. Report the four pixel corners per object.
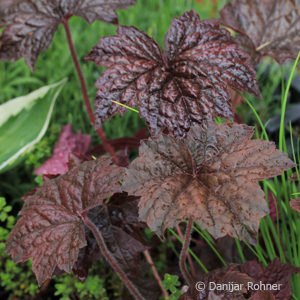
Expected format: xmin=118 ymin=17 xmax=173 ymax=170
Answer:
xmin=279 ymin=51 xmax=300 ymax=151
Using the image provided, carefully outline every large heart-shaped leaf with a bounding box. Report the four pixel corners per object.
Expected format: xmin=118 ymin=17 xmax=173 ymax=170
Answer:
xmin=0 ymin=0 xmax=135 ymax=70
xmin=6 ymin=156 xmax=125 ymax=286
xmin=86 ymin=10 xmax=260 ymax=138
xmin=0 ymin=78 xmax=67 ymax=173
xmin=123 ymin=122 xmax=295 ymax=244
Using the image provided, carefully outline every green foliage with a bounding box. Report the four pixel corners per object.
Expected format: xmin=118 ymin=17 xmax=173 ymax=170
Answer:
xmin=0 ymin=79 xmax=66 ymax=173
xmin=54 ymin=273 xmax=109 ymax=300
xmin=236 ymin=60 xmax=295 ymax=124
xmin=162 ymin=273 xmax=182 ymax=300
xmin=0 ymin=197 xmax=111 ymax=300
xmin=0 ymin=197 xmax=12 ymax=223
xmin=24 ymin=123 xmax=61 ymax=169
xmin=0 ymin=197 xmax=38 ymax=299
xmin=0 ymin=260 xmax=38 ymax=299
xmin=75 ymin=276 xmax=108 ymax=299
xmin=54 ymin=276 xmax=74 ymax=300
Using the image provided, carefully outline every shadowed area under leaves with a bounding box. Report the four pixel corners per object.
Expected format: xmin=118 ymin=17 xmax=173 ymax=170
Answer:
xmin=73 ymin=192 xmax=148 ymax=282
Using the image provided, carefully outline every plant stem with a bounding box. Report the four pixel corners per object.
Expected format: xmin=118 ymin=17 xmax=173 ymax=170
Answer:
xmin=143 ymin=250 xmax=169 ymax=298
xmin=179 ymin=217 xmax=194 ymax=286
xmin=84 ymin=216 xmax=145 ymax=300
xmin=62 ymin=18 xmax=119 ymax=165
xmin=176 ymin=225 xmax=196 ymax=278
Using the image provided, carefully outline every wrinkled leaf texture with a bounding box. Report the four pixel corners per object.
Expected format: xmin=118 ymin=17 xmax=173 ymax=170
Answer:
xmin=0 ymin=0 xmax=135 ymax=70
xmin=6 ymin=156 xmax=125 ymax=286
xmin=220 ymin=0 xmax=300 ymax=65
xmin=86 ymin=10 xmax=260 ymax=138
xmin=123 ymin=122 xmax=295 ymax=244
xmin=73 ymin=192 xmax=148 ymax=282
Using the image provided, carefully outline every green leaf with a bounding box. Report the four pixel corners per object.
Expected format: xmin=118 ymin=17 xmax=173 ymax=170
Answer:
xmin=162 ymin=273 xmax=181 ymax=291
xmin=0 ymin=197 xmax=6 ymax=210
xmin=0 ymin=78 xmax=67 ymax=173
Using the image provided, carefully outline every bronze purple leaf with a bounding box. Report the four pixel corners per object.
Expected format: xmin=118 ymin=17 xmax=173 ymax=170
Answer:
xmin=220 ymin=0 xmax=300 ymax=65
xmin=0 ymin=0 xmax=135 ymax=70
xmin=86 ymin=10 xmax=260 ymax=138
xmin=6 ymin=157 xmax=125 ymax=286
xmin=122 ymin=122 xmax=295 ymax=244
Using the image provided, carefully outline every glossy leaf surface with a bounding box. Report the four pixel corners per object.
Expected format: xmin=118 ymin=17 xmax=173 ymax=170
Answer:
xmin=87 ymin=10 xmax=260 ymax=137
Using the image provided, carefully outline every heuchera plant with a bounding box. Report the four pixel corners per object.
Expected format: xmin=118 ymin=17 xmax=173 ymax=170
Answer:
xmin=1 ymin=0 xmax=299 ymax=299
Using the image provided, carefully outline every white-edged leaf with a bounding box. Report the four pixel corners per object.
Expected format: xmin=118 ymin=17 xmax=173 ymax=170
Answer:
xmin=0 ymin=78 xmax=67 ymax=173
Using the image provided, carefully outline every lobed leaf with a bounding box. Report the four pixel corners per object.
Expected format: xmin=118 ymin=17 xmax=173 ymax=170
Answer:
xmin=86 ymin=10 xmax=260 ymax=138
xmin=0 ymin=0 xmax=135 ymax=70
xmin=123 ymin=122 xmax=295 ymax=244
xmin=220 ymin=0 xmax=300 ymax=65
xmin=6 ymin=156 xmax=125 ymax=286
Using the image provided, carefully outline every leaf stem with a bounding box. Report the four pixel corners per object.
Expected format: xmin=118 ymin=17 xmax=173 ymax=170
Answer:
xmin=179 ymin=217 xmax=194 ymax=286
xmin=176 ymin=225 xmax=196 ymax=278
xmin=62 ymin=18 xmax=119 ymax=165
xmin=143 ymin=250 xmax=169 ymax=298
xmin=84 ymin=216 xmax=145 ymax=300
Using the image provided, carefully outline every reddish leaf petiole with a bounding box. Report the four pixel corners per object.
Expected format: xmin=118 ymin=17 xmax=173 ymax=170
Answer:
xmin=62 ymin=18 xmax=119 ymax=165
